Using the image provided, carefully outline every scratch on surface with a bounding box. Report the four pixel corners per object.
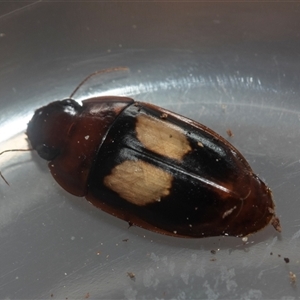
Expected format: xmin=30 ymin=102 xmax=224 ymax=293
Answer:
xmin=258 ymin=265 xmax=280 ymax=280
xmin=0 ymin=1 xmax=42 ymax=20
xmin=291 ymin=229 xmax=300 ymax=241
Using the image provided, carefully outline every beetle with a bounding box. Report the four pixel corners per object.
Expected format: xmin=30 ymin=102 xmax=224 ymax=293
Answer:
xmin=4 ymin=69 xmax=281 ymax=238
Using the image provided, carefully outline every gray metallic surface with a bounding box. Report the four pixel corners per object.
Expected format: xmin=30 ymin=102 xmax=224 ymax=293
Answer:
xmin=0 ymin=2 xmax=299 ymax=299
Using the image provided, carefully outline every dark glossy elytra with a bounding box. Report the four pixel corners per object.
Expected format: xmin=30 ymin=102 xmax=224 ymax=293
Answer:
xmin=5 ymin=70 xmax=282 ymax=238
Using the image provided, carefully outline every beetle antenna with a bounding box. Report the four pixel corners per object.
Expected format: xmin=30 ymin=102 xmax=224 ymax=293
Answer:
xmin=69 ymin=67 xmax=130 ymax=99
xmin=0 ymin=148 xmax=33 ymax=186
xmin=0 ymin=171 xmax=9 ymax=186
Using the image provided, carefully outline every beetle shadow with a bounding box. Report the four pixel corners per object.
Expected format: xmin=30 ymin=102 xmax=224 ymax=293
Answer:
xmin=68 ymin=192 xmax=281 ymax=254
xmin=31 ymin=152 xmax=50 ymax=173
xmin=125 ymin=222 xmax=281 ymax=254
xmin=0 ymin=153 xmax=47 ymax=187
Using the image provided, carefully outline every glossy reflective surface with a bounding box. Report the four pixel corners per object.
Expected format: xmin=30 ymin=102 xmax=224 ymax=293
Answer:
xmin=1 ymin=2 xmax=300 ymax=299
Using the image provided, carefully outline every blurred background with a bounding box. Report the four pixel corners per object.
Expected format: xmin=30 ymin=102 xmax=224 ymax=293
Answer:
xmin=0 ymin=2 xmax=300 ymax=299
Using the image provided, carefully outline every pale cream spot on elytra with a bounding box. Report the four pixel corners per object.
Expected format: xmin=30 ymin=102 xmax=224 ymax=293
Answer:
xmin=103 ymin=160 xmax=172 ymax=206
xmin=136 ymin=114 xmax=192 ymax=160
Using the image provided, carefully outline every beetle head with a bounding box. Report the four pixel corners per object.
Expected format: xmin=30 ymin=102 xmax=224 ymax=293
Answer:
xmin=27 ymin=99 xmax=82 ymax=161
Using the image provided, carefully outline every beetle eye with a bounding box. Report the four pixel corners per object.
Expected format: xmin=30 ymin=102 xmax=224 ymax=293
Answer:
xmin=36 ymin=144 xmax=59 ymax=161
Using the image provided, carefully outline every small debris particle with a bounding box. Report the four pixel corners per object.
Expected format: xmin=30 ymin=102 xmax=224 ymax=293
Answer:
xmin=96 ymin=251 xmax=101 ymax=255
xmin=210 ymin=258 xmax=217 ymax=262
xmin=160 ymin=113 xmax=168 ymax=119
xmin=242 ymin=236 xmax=248 ymax=243
xmin=85 ymin=135 xmax=90 ymax=140
xmin=51 ymin=294 xmax=53 ymax=298
xmin=278 ymin=254 xmax=281 ymax=258
xmin=0 ymin=33 xmax=5 ymax=37
xmin=270 ymin=215 xmax=282 ymax=232
xmin=270 ymin=252 xmax=273 ymax=255
xmin=84 ymin=292 xmax=90 ymax=299
xmin=197 ymin=141 xmax=204 ymax=147
xmin=210 ymin=250 xmax=216 ymax=255
xmin=127 ymin=272 xmax=136 ymax=281
xmin=226 ymin=129 xmax=233 ymax=137
xmin=122 ymin=238 xmax=129 ymax=242
xmin=289 ymin=271 xmax=297 ymax=284
xmin=284 ymin=258 xmax=290 ymax=263
xmin=128 ymin=221 xmax=133 ymax=228
xmin=173 ymin=230 xmax=177 ymax=234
